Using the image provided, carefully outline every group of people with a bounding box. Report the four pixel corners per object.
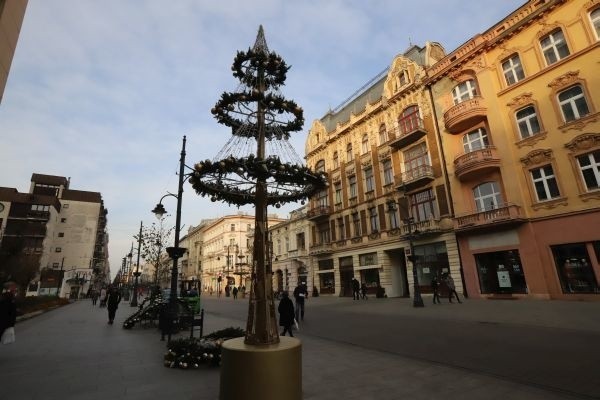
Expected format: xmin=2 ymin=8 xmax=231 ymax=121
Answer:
xmin=277 ymin=282 xmax=309 ymax=337
xmin=431 ymin=273 xmax=462 ymax=304
xmin=351 ymin=277 xmax=369 ymax=300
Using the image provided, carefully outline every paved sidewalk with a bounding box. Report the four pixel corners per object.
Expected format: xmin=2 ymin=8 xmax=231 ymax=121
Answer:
xmin=1 ymin=297 xmax=597 ymax=400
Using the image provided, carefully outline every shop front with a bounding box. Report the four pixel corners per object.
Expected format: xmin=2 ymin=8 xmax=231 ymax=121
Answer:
xmin=356 ymin=252 xmax=380 ymax=295
xmin=412 ymin=241 xmax=451 ymax=294
xmin=317 ymin=259 xmax=335 ymax=294
xmin=474 ymin=249 xmax=527 ymax=294
xmin=552 ymin=243 xmax=599 ymax=294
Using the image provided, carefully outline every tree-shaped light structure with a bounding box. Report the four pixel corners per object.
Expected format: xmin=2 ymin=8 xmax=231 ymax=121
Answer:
xmin=190 ymin=26 xmax=327 ymax=345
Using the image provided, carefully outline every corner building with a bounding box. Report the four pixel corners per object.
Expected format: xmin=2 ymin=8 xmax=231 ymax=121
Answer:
xmin=426 ymin=0 xmax=600 ymax=299
xmin=305 ymin=43 xmax=464 ymax=298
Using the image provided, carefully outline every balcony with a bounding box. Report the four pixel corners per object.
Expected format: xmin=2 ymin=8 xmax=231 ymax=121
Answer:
xmin=443 ymin=97 xmax=487 ymax=133
xmin=454 ymin=203 xmax=526 ymax=232
xmin=454 ymin=146 xmax=501 ymax=181
xmin=400 ymin=217 xmax=453 ymax=237
xmin=287 ymin=248 xmax=308 ymax=258
xmin=395 ymin=165 xmax=435 ymax=191
xmin=309 ymin=242 xmax=333 ymax=256
xmin=389 ymin=116 xmax=427 ymax=149
xmin=307 ymin=205 xmax=331 ymax=220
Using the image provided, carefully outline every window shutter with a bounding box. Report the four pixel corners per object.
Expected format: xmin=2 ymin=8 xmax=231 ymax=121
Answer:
xmin=330 ymin=220 xmax=336 ymax=241
xmin=360 ymin=210 xmax=367 ymax=233
xmin=398 ymin=197 xmax=409 ymax=220
xmin=378 ymin=204 xmax=386 ymax=230
xmin=436 ymin=185 xmax=450 ymax=216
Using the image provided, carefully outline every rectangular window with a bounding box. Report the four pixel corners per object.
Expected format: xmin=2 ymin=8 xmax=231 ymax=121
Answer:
xmin=591 ymin=8 xmax=600 ymax=40
xmin=364 ymin=167 xmax=374 ymax=192
xmin=387 ymin=202 xmax=400 ymax=229
xmin=52 ymin=262 xmax=60 ymax=267
xmin=317 ymin=189 xmax=328 ymax=207
xmin=452 ymin=80 xmax=477 ymax=105
xmin=540 ymin=29 xmax=570 ymax=65
xmin=516 ymin=106 xmax=541 ymax=139
xmin=63 ymin=204 xmax=69 ymax=209
xmin=410 ymin=189 xmax=437 ymax=222
xmin=502 ymin=54 xmax=525 ymax=85
xmin=382 ymin=159 xmax=393 ymax=185
xmin=558 ymin=85 xmax=590 ymax=123
xmin=61 ymin=218 xmax=66 ymax=223
xmin=577 ymin=150 xmax=600 ymax=192
xmin=55 ymin=247 xmax=62 ymax=253
xmin=346 ymin=144 xmax=353 ymax=161
xmin=230 ymin=224 xmax=235 ymax=231
xmin=531 ymin=165 xmax=560 ymax=201
xmin=369 ymin=207 xmax=379 ymax=232
xmin=58 ymin=232 xmax=64 ymax=237
xmin=359 ymin=252 xmax=378 ymax=266
xmin=352 ymin=212 xmax=361 ymax=237
xmin=404 ymin=143 xmax=430 ymax=178
xmin=285 ymin=237 xmax=289 ymax=252
xmin=334 ymin=183 xmax=342 ymax=204
xmin=348 ymin=175 xmax=357 ymax=198
xmin=379 ymin=125 xmax=388 ymax=145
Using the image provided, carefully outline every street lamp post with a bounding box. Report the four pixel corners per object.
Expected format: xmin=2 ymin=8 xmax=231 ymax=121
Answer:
xmin=152 ymin=135 xmax=188 ymax=339
xmin=405 ymin=217 xmax=424 ymax=308
xmin=131 ymin=221 xmax=143 ymax=307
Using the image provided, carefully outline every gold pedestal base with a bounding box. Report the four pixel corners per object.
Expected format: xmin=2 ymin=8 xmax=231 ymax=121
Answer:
xmin=219 ymin=336 xmax=302 ymax=400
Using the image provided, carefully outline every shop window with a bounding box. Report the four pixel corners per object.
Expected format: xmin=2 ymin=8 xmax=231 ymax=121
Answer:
xmin=413 ymin=242 xmax=449 ymax=290
xmin=531 ymin=165 xmax=560 ymax=201
xmin=515 ymin=106 xmax=541 ymax=139
xmin=502 ymin=54 xmax=525 ymax=86
xmin=557 ymin=85 xmax=590 ymax=123
xmin=360 ymin=269 xmax=380 ymax=293
xmin=577 ymin=150 xmax=600 ymax=192
xmin=474 ymin=250 xmax=527 ymax=294
xmin=359 ymin=252 xmax=378 ymax=266
xmin=540 ymin=29 xmax=570 ymax=66
xmin=552 ymin=243 xmax=599 ymax=294
xmin=451 ymin=79 xmax=477 ymax=105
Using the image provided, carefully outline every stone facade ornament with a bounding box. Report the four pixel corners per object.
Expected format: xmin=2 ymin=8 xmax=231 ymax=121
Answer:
xmin=548 ymin=71 xmax=580 ymax=89
xmin=520 ymin=149 xmax=553 ymax=166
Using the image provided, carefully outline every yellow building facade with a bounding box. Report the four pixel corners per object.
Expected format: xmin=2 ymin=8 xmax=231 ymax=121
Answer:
xmin=427 ymin=0 xmax=600 ymax=299
xmin=305 ymin=43 xmax=464 ymax=299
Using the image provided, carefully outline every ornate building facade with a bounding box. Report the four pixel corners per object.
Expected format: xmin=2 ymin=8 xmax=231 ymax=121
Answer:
xmin=305 ymin=43 xmax=463 ymax=298
xmin=426 ymin=0 xmax=600 ymax=299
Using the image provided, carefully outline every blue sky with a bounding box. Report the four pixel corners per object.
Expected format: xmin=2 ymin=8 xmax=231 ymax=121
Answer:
xmin=0 ymin=0 xmax=525 ymax=277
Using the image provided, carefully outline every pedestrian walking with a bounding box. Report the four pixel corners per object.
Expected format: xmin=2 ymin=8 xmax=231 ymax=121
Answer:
xmin=278 ymin=292 xmax=295 ymax=337
xmin=360 ymin=282 xmax=368 ymax=300
xmin=445 ymin=273 xmax=462 ymax=303
xmin=293 ymin=282 xmax=308 ymax=321
xmin=91 ymin=290 xmax=99 ymax=306
xmin=99 ymin=287 xmax=107 ymax=308
xmin=431 ymin=276 xmax=441 ymax=304
xmin=0 ymin=283 xmax=17 ymax=345
xmin=105 ymin=286 xmax=122 ymax=324
xmin=232 ymin=286 xmax=238 ymax=300
xmin=352 ymin=277 xmax=360 ymax=300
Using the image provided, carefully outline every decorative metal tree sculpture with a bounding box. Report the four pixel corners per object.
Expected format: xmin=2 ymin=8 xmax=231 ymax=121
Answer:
xmin=190 ymin=26 xmax=327 ymax=345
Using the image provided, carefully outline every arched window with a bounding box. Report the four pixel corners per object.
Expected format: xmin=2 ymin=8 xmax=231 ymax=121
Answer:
xmin=315 ymin=159 xmax=325 ymax=173
xmin=515 ymin=106 xmax=541 ymax=139
xmin=378 ymin=124 xmax=388 ymax=144
xmin=452 ymin=79 xmax=478 ymax=105
xmin=473 ymin=182 xmax=502 ymax=212
xmin=398 ymin=105 xmax=420 ymax=134
xmin=558 ymin=85 xmax=590 ymax=123
xmin=361 ymin=134 xmax=369 ymax=154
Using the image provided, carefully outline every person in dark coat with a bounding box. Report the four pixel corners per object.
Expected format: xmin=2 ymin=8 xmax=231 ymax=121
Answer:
xmin=293 ymin=282 xmax=308 ymax=321
xmin=278 ymin=292 xmax=295 ymax=337
xmin=431 ymin=276 xmax=441 ymax=304
xmin=232 ymin=286 xmax=238 ymax=300
xmin=351 ymin=277 xmax=360 ymax=300
xmin=360 ymin=282 xmax=368 ymax=300
xmin=105 ymin=286 xmax=122 ymax=324
xmin=0 ymin=286 xmax=17 ymax=340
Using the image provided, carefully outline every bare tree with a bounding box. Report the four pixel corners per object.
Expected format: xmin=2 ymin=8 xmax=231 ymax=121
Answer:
xmin=134 ymin=220 xmax=173 ymax=287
